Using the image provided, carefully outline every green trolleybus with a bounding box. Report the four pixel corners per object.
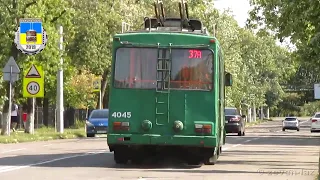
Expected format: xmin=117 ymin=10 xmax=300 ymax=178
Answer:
xmin=107 ymin=0 xmax=233 ymax=165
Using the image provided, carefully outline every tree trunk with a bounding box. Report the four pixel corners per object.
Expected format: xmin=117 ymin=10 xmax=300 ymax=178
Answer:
xmin=96 ymin=69 xmax=109 ymax=109
xmin=64 ymin=107 xmax=68 ymax=128
xmin=247 ymin=107 xmax=252 ymax=123
xmin=1 ymin=83 xmax=11 ymax=135
xmin=103 ymin=85 xmax=109 ymax=108
xmin=25 ymin=98 xmax=35 ymax=134
xmin=64 ymin=107 xmax=75 ymax=128
xmin=43 ymin=98 xmax=49 ymax=126
xmin=253 ymin=104 xmax=256 ymax=122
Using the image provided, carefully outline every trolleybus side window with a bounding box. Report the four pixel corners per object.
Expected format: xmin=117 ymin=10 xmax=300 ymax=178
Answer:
xmin=170 ymin=49 xmax=213 ymax=90
xmin=114 ymin=47 xmax=157 ymax=89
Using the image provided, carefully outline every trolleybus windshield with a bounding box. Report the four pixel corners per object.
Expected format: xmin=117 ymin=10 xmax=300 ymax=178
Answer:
xmin=114 ymin=47 xmax=213 ymax=90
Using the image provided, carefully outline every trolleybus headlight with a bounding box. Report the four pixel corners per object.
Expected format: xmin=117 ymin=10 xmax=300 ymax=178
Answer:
xmin=113 ymin=121 xmax=130 ymax=131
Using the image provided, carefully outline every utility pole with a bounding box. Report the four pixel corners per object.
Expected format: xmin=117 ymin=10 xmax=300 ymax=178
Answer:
xmin=56 ymin=26 xmax=64 ymax=133
xmin=99 ymin=89 xmax=102 ymax=109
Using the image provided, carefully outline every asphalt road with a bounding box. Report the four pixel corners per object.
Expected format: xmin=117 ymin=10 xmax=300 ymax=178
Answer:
xmin=0 ymin=118 xmax=319 ymax=180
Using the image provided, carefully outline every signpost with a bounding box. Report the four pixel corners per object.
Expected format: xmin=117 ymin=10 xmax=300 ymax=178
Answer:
xmin=314 ymin=84 xmax=320 ymax=99
xmin=93 ymin=77 xmax=102 ymax=109
xmin=23 ymin=64 xmax=44 ymax=98
xmin=2 ymin=56 xmax=20 ymax=136
xmin=22 ymin=64 xmax=44 ymax=135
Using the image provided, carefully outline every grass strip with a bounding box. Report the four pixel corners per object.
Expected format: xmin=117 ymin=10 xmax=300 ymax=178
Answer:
xmin=246 ymin=118 xmax=272 ymax=127
xmin=0 ymin=127 xmax=85 ymax=144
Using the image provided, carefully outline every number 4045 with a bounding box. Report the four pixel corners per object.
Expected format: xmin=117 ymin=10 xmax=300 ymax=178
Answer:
xmin=111 ymin=112 xmax=131 ymax=118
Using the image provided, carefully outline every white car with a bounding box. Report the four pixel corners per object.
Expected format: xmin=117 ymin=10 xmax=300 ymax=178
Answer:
xmin=282 ymin=117 xmax=300 ymax=131
xmin=310 ymin=113 xmax=320 ymax=133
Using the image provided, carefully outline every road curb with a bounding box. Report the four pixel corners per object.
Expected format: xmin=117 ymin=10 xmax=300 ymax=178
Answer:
xmin=245 ymin=120 xmax=269 ymax=127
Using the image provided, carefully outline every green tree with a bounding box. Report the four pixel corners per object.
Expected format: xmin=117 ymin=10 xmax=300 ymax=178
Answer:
xmin=68 ymin=0 xmax=152 ymax=108
xmin=66 ymin=69 xmax=97 ymax=109
xmin=0 ymin=0 xmax=75 ymax=135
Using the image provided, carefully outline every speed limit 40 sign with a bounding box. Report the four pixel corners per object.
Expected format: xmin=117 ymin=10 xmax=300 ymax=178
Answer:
xmin=27 ymin=81 xmax=40 ymax=95
xmin=23 ymin=64 xmax=44 ymax=97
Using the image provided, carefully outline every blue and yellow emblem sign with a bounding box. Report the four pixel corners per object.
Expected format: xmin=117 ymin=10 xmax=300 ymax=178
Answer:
xmin=14 ymin=18 xmax=48 ymax=55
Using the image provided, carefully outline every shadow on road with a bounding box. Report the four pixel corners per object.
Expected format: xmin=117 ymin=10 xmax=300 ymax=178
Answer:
xmin=0 ymin=152 xmax=113 ymax=168
xmin=0 ymin=152 xmax=207 ymax=169
xmin=224 ymin=149 xmax=318 ymax=156
xmin=114 ymin=168 xmax=264 ymax=174
xmin=6 ymin=150 xmax=311 ymax=171
xmin=244 ymin=136 xmax=319 ymax=146
xmin=225 ymin=134 xmax=320 ymax=146
xmin=216 ymin=159 xmax=317 ymax=167
xmin=0 ymin=150 xmax=317 ymax=173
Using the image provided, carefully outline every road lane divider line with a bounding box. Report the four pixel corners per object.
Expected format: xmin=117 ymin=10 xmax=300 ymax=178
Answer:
xmin=0 ymin=148 xmax=26 ymax=154
xmin=0 ymin=150 xmax=108 ymax=173
xmin=0 ymin=166 xmax=17 ymax=171
xmin=43 ymin=144 xmax=53 ymax=147
xmin=222 ymin=137 xmax=260 ymax=151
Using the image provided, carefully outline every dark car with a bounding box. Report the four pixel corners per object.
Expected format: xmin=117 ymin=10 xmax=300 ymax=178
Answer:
xmin=86 ymin=109 xmax=109 ymax=137
xmin=225 ymin=107 xmax=246 ymax=136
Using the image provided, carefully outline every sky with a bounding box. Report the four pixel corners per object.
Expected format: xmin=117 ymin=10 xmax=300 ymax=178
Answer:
xmin=213 ymin=0 xmax=252 ymax=28
xmin=213 ymin=0 xmax=294 ymax=50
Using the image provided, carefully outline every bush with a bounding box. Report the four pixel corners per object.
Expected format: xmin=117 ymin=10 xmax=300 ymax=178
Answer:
xmin=71 ymin=119 xmax=86 ymax=129
xmin=300 ymin=101 xmax=320 ymax=116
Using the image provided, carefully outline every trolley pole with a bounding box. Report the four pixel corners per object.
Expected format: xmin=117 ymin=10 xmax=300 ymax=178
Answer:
xmin=56 ymin=25 xmax=64 ymax=133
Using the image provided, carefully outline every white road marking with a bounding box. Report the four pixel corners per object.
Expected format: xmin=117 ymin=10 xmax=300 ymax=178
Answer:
xmin=0 ymin=150 xmax=108 ymax=173
xmin=0 ymin=166 xmax=16 ymax=171
xmin=43 ymin=144 xmax=52 ymax=147
xmin=0 ymin=136 xmax=255 ymax=174
xmin=222 ymin=137 xmax=260 ymax=151
xmin=0 ymin=148 xmax=26 ymax=154
xmin=0 ymin=120 xmax=279 ymax=173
